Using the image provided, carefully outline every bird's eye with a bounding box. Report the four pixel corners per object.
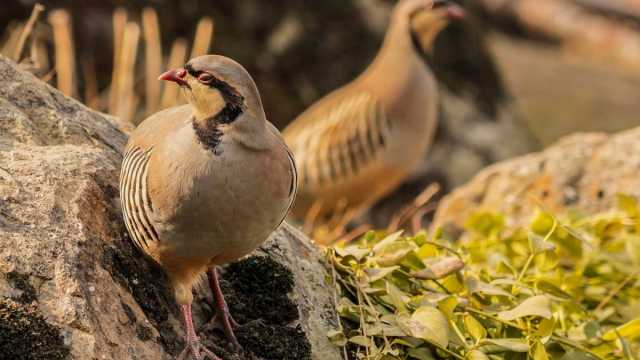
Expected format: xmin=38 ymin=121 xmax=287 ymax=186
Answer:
xmin=198 ymin=73 xmax=213 ymax=83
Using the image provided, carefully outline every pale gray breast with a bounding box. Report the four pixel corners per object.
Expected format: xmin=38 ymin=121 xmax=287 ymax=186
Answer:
xmin=120 ymin=146 xmax=159 ymax=254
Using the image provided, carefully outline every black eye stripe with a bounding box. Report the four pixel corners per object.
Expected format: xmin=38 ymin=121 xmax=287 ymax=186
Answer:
xmin=184 ymin=63 xmax=198 ymax=77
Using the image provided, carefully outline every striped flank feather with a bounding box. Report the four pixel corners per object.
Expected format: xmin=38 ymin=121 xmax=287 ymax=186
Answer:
xmin=285 ymin=92 xmax=391 ymax=189
xmin=120 ymin=146 xmax=159 ymax=252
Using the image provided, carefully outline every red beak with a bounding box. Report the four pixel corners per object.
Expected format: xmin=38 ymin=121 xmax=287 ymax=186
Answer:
xmin=447 ymin=5 xmax=466 ymax=21
xmin=158 ymin=68 xmax=190 ymax=88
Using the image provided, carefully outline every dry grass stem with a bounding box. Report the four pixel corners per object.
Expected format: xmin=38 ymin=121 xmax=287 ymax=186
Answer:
xmin=335 ymin=223 xmax=372 ymax=246
xmin=114 ymin=22 xmax=140 ymax=123
xmin=109 ymin=8 xmax=128 ymax=114
xmin=142 ymin=7 xmax=162 ymax=115
xmin=82 ymin=57 xmax=100 ymax=110
xmin=410 ymin=204 xmax=437 ymax=234
xmin=48 ymin=9 xmax=76 ymax=97
xmin=1 ymin=22 xmax=24 ymax=57
xmin=388 ymin=183 xmax=440 ymax=232
xmin=160 ymin=38 xmax=188 ymax=109
xmin=190 ymin=17 xmax=214 ymax=59
xmin=13 ymin=3 xmax=44 ymax=61
xmin=303 ymin=200 xmax=324 ymax=234
xmin=3 ymin=7 xmax=217 ymax=121
xmin=30 ymin=32 xmax=49 ymax=75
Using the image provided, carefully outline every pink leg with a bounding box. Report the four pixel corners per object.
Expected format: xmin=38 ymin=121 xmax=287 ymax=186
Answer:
xmin=177 ymin=304 xmax=220 ymax=360
xmin=207 ymin=267 xmax=241 ymax=350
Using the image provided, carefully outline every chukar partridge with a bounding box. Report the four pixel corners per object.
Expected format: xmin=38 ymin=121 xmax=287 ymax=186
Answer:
xmin=283 ymin=0 xmax=463 ymax=222
xmin=120 ymin=55 xmax=296 ymax=360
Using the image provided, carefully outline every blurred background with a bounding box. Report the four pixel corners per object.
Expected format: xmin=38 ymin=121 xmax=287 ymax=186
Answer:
xmin=2 ymin=0 xmax=640 ymax=227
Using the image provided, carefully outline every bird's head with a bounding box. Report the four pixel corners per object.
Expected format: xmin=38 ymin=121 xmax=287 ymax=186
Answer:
xmin=159 ymin=55 xmax=264 ymax=129
xmin=393 ymin=0 xmax=465 ymax=54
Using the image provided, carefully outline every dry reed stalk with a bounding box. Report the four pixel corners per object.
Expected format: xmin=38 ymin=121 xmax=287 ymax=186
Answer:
xmin=335 ymin=223 xmax=372 ymax=246
xmin=142 ymin=7 xmax=162 ymax=115
xmin=48 ymin=9 xmax=76 ymax=97
xmin=2 ymin=22 xmax=25 ymax=58
xmin=190 ymin=17 xmax=214 ymax=58
xmin=41 ymin=69 xmax=56 ymax=82
xmin=108 ymin=8 xmax=128 ymax=115
xmin=160 ymin=38 xmax=187 ymax=109
xmin=114 ymin=22 xmax=140 ymax=123
xmin=326 ymin=199 xmax=349 ymax=230
xmin=303 ymin=200 xmax=324 ymax=234
xmin=30 ymin=31 xmax=49 ymax=75
xmin=82 ymin=57 xmax=101 ymax=110
xmin=410 ymin=203 xmax=437 ymax=235
xmin=13 ymin=3 xmax=44 ymax=61
xmin=387 ymin=183 xmax=439 ymax=233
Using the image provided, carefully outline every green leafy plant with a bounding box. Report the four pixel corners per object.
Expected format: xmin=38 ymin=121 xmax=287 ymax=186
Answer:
xmin=327 ymin=194 xmax=640 ymax=359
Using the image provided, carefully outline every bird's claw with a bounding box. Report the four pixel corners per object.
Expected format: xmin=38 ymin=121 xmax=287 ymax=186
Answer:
xmin=203 ymin=308 xmax=242 ymax=351
xmin=176 ymin=338 xmax=220 ymax=360
xmin=204 ymin=313 xmax=240 ymax=331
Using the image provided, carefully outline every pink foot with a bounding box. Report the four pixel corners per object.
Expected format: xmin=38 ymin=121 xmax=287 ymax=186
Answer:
xmin=177 ymin=304 xmax=221 ymax=360
xmin=207 ymin=267 xmax=242 ymax=351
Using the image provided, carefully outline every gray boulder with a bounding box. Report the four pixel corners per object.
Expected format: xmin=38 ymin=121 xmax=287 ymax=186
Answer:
xmin=0 ymin=55 xmax=340 ymax=360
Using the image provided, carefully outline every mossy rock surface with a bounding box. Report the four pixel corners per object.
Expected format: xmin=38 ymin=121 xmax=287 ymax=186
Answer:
xmin=0 ymin=298 xmax=70 ymax=360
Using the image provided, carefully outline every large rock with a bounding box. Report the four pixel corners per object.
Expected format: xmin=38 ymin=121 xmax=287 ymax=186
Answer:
xmin=433 ymin=126 xmax=640 ymax=229
xmin=0 ymin=55 xmax=341 ymax=360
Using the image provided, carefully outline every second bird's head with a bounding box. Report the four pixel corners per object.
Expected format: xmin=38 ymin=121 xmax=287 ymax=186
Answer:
xmin=394 ymin=0 xmax=465 ymax=53
xmin=159 ymin=55 xmax=264 ymax=127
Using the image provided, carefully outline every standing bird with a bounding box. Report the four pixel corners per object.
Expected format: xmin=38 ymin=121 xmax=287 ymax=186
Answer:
xmin=120 ymin=55 xmax=297 ymax=360
xmin=283 ymin=0 xmax=464 ymax=227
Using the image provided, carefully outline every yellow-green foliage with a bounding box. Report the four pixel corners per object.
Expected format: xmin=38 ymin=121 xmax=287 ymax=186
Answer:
xmin=328 ymin=194 xmax=640 ymax=359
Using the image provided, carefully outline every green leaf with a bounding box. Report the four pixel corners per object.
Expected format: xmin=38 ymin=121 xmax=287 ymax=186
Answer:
xmin=479 ymin=338 xmax=529 ymax=353
xmin=334 ymin=245 xmax=370 ymax=262
xmin=602 ymin=317 xmax=640 ymax=341
xmin=531 ymin=210 xmax=555 ymax=235
xmin=408 ymin=307 xmax=450 ymax=348
xmin=417 ymin=243 xmax=439 ymax=259
xmin=372 ymin=231 xmax=404 ymax=253
xmin=365 ymin=266 xmax=400 ymax=283
xmin=536 ymin=280 xmax=572 ymax=300
xmin=327 ymin=329 xmax=347 ymax=347
xmin=375 ymin=239 xmax=418 ymax=267
xmin=583 ymin=320 xmax=600 ymax=339
xmin=466 ymin=277 xmax=512 ymax=298
xmin=535 ymin=318 xmax=556 ymax=339
xmin=560 ymin=351 xmax=597 ymax=360
xmin=466 ymin=350 xmax=490 ymax=360
xmin=392 ymin=337 xmax=423 ymax=348
xmin=437 ymin=296 xmax=459 ymax=320
xmin=617 ymin=330 xmax=637 ymax=360
xmin=498 ymin=295 xmax=552 ymax=320
xmin=407 ymin=347 xmax=436 ymax=360
xmin=402 ymin=250 xmax=427 ymax=270
xmin=464 ymin=314 xmax=487 ymax=341
xmin=386 ymin=281 xmax=409 ymax=313
xmin=528 ymin=232 xmax=556 ymax=254
xmin=617 ymin=193 xmax=639 ymax=217
xmin=336 ymin=297 xmax=360 ymax=322
xmin=465 ymin=212 xmax=505 ymax=237
xmin=412 ymin=257 xmax=464 ymax=280
xmin=532 ymin=341 xmax=549 ymax=360
xmin=348 ymin=335 xmax=372 ymax=347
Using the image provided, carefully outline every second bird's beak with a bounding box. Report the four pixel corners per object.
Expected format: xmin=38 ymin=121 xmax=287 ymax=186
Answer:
xmin=158 ymin=68 xmax=190 ymax=88
xmin=430 ymin=0 xmax=466 ymax=21
xmin=445 ymin=4 xmax=465 ymax=21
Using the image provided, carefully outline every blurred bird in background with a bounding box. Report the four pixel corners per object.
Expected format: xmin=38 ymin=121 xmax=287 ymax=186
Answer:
xmin=283 ymin=0 xmax=464 ymax=242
